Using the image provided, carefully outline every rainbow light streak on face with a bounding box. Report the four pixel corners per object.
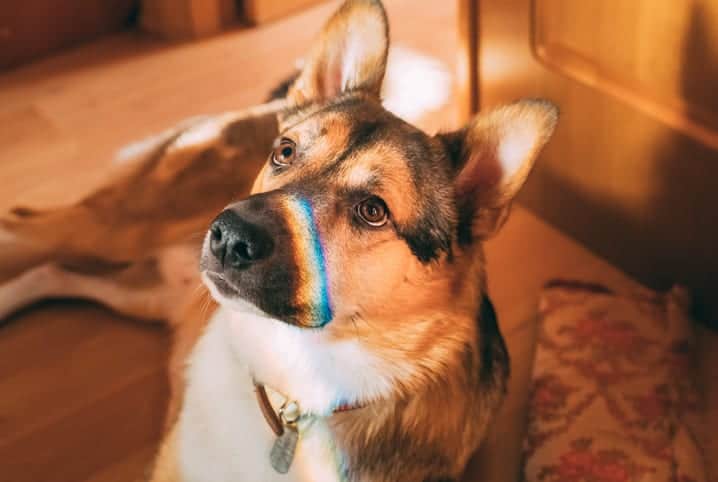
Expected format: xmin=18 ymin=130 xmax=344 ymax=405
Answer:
xmin=283 ymin=195 xmax=333 ymax=327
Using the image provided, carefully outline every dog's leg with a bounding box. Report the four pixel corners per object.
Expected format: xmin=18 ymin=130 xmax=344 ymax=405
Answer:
xmin=0 ymin=263 xmax=174 ymax=322
xmin=0 ymin=245 xmax=200 ymax=322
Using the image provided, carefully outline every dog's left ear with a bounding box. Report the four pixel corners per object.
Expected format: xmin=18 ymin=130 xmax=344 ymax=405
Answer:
xmin=287 ymin=0 xmax=389 ymax=106
xmin=438 ymin=99 xmax=559 ymax=240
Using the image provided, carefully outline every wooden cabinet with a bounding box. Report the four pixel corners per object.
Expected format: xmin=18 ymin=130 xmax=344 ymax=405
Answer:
xmin=0 ymin=0 xmax=138 ymax=70
xmin=243 ymin=0 xmax=327 ymax=25
xmin=460 ymin=0 xmax=718 ymax=322
xmin=140 ymin=0 xmax=237 ymax=39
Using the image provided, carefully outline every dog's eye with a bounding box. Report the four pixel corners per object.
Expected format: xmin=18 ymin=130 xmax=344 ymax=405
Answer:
xmin=271 ymin=138 xmax=296 ymax=168
xmin=356 ymin=196 xmax=389 ymax=227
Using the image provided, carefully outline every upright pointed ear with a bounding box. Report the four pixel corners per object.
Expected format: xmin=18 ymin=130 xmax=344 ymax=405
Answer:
xmin=439 ymin=99 xmax=559 ymax=240
xmin=287 ymin=0 xmax=389 ymax=106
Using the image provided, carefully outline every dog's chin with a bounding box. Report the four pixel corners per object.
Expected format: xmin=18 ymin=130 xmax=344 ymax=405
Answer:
xmin=201 ymin=271 xmax=268 ymax=317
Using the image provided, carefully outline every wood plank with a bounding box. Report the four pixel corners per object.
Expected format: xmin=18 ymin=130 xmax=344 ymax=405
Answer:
xmin=0 ymin=304 xmax=168 ymax=448
xmin=1 ymin=366 xmax=167 ymax=482
xmin=456 ymin=0 xmax=478 ymax=121
xmin=0 ymin=0 xmax=138 ymax=70
xmin=243 ymin=0 xmax=328 ymax=25
xmin=82 ymin=445 xmax=158 ymax=482
xmin=0 ymin=302 xmax=168 ymax=482
xmin=140 ymin=0 xmax=238 ymax=39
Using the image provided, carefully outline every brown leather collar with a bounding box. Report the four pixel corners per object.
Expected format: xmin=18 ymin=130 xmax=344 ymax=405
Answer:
xmin=253 ymin=382 xmax=363 ymax=437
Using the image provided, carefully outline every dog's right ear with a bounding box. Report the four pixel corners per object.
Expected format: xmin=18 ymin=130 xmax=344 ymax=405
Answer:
xmin=286 ymin=0 xmax=389 ymax=107
xmin=438 ymin=99 xmax=559 ymax=240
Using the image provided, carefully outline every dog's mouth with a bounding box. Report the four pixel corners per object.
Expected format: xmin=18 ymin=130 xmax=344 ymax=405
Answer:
xmin=201 ymin=266 xmax=330 ymax=328
xmin=203 ymin=270 xmax=241 ymax=297
xmin=202 ymin=269 xmax=277 ymax=319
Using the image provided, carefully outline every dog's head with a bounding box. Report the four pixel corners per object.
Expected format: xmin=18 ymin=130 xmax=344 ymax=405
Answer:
xmin=201 ymin=0 xmax=556 ymax=339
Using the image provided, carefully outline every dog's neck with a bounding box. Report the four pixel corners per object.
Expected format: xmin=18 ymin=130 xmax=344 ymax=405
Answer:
xmin=182 ymin=291 xmax=504 ymax=481
xmin=215 ymin=303 xmax=401 ymax=415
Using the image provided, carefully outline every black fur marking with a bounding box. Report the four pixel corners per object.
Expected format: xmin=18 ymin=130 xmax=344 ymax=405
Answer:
xmin=456 ymin=199 xmax=475 ymax=246
xmin=266 ymin=71 xmax=300 ymax=101
xmin=392 ymin=128 xmax=456 ymax=263
xmin=436 ymin=128 xmax=468 ymax=172
xmin=437 ymin=129 xmax=478 ymax=246
xmin=399 ymin=225 xmax=452 ymax=263
xmin=329 ymin=119 xmax=385 ymax=169
xmin=478 ymin=295 xmax=510 ymax=387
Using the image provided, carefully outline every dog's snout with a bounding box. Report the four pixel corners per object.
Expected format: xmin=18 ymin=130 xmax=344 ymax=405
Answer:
xmin=209 ymin=209 xmax=274 ymax=268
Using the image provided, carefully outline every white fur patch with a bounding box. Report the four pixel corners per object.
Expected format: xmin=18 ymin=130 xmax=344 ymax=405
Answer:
xmin=178 ymin=307 xmax=354 ymax=482
xmin=344 ymin=163 xmax=375 ymax=189
xmin=340 ymin=36 xmax=365 ymax=92
xmin=113 ymin=115 xmax=210 ymax=165
xmin=202 ymin=273 xmax=395 ymax=415
xmin=179 ymin=310 xmax=280 ymax=481
xmin=114 ymin=132 xmax=173 ymax=165
xmin=382 ymin=45 xmax=451 ymax=123
xmin=169 ymin=117 xmax=226 ymax=152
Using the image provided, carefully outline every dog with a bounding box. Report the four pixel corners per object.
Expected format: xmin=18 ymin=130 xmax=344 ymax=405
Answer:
xmin=0 ymin=0 xmax=557 ymax=480
xmin=145 ymin=1 xmax=557 ymax=480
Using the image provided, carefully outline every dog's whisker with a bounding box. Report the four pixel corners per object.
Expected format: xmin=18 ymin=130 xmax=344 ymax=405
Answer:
xmin=351 ymin=311 xmax=397 ymax=345
xmin=349 ymin=312 xmax=364 ymax=341
xmin=178 ymin=230 xmax=209 ymax=245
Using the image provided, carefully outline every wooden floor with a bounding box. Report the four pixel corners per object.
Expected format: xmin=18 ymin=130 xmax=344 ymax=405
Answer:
xmin=0 ymin=1 xmax=458 ymax=481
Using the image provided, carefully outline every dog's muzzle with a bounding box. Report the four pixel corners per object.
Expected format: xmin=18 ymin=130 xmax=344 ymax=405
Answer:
xmin=201 ymin=192 xmax=333 ymax=328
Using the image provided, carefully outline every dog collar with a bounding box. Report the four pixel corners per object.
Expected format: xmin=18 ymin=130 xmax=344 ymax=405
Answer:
xmin=253 ymin=381 xmax=365 ymax=473
xmin=253 ymin=382 xmax=362 ymax=437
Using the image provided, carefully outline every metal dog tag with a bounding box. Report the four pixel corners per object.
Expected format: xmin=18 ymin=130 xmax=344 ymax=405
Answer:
xmin=270 ymin=425 xmax=298 ymax=474
xmin=270 ymin=400 xmax=301 ymax=473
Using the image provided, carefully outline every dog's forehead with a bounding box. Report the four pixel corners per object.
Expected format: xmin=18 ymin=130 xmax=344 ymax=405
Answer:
xmin=273 ymin=95 xmax=458 ymax=262
xmin=281 ymin=96 xmax=441 ymax=195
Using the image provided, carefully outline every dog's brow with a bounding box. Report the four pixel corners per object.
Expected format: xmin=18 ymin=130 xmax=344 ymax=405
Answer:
xmin=337 ymin=174 xmax=382 ymax=198
xmin=279 ymin=93 xmax=365 ymax=134
xmin=343 ymin=164 xmax=380 ymax=189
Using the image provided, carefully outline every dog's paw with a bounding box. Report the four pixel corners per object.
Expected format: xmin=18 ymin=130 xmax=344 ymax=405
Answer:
xmin=0 ymin=205 xmax=51 ymax=244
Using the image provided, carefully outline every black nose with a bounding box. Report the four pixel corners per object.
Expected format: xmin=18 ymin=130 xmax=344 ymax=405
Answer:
xmin=208 ymin=209 xmax=274 ymax=268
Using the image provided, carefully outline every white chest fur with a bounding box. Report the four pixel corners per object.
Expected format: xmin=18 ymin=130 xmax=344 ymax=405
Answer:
xmin=176 ymin=306 xmax=396 ymax=482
